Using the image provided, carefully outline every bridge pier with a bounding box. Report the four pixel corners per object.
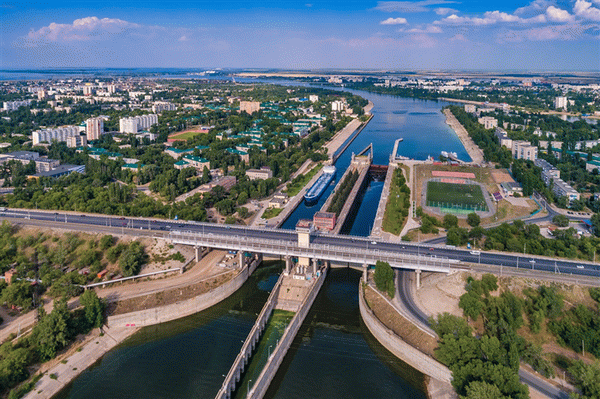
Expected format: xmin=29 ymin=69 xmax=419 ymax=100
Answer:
xmin=362 ymin=264 xmax=368 ymax=283
xmin=194 ymin=245 xmax=201 ymax=263
xmin=415 ymin=269 xmax=421 ymax=289
xmin=239 ymin=251 xmax=244 ymax=269
xmin=285 ymin=256 xmax=292 ymax=275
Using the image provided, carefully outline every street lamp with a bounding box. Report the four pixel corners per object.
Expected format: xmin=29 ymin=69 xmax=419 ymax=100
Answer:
xmin=247 ymin=379 xmax=252 ymax=398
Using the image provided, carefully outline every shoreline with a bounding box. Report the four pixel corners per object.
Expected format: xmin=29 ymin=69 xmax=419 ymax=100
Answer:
xmin=442 ymin=108 xmax=484 ymax=165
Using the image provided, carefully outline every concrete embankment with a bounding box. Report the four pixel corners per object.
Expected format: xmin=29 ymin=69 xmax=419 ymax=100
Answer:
xmin=443 ymin=108 xmax=484 ymax=165
xmin=371 ymin=163 xmax=395 ymax=238
xmin=358 ymin=284 xmax=455 ymax=399
xmin=107 ymin=257 xmax=261 ymax=327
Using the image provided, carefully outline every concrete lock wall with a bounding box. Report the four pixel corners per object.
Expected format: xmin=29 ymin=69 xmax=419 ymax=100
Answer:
xmin=358 ymin=285 xmax=452 ymax=384
xmin=249 ymin=269 xmax=328 ymax=399
xmin=107 ymin=266 xmax=251 ymax=328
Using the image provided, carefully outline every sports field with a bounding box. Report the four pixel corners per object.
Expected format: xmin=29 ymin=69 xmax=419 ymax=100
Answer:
xmin=426 ymin=181 xmax=488 ymax=211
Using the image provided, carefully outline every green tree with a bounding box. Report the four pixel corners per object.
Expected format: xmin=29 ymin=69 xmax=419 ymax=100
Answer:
xmin=34 ymin=299 xmax=71 ymax=361
xmin=552 ymin=214 xmax=569 ymax=227
xmin=80 ymin=290 xmax=105 ymax=329
xmin=373 ymin=261 xmax=395 ymax=298
xmin=467 ymin=213 xmax=481 ymax=227
xmin=462 ymin=381 xmax=507 ymax=399
xmin=459 ymin=292 xmax=484 ymax=321
xmin=118 ymin=241 xmax=146 ymax=277
xmin=443 ymin=214 xmax=459 ymax=229
xmin=99 ymin=235 xmax=115 ymax=250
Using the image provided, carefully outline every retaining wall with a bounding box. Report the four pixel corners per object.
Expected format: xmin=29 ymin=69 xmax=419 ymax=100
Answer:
xmin=358 ymin=284 xmax=452 ymax=384
xmin=106 ymin=258 xmax=261 ymax=328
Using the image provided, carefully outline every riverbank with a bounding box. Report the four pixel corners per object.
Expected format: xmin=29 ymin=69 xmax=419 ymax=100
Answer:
xmin=359 ymin=282 xmax=456 ymax=399
xmin=443 ymin=108 xmax=484 ymax=165
xmin=20 ymin=253 xmax=260 ymax=399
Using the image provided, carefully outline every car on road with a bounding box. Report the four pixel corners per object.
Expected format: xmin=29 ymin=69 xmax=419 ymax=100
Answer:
xmin=429 ymin=247 xmax=434 ymax=251
xmin=371 ymin=241 xmax=377 ymax=245
xmin=577 ymin=265 xmax=584 ymax=269
xmin=470 ymin=250 xmax=480 ymax=255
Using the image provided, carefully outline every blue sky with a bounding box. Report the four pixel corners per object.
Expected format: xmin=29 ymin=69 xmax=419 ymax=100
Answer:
xmin=2 ymin=0 xmax=599 ymax=71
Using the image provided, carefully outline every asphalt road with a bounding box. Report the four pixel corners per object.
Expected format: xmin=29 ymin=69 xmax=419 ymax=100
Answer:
xmin=2 ymin=208 xmax=599 ymax=280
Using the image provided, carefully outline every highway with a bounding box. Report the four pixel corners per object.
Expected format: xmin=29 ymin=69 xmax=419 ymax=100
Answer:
xmin=1 ymin=208 xmax=600 ymax=280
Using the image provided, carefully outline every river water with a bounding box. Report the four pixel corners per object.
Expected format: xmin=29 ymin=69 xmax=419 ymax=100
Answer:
xmin=56 ymin=86 xmax=469 ymax=399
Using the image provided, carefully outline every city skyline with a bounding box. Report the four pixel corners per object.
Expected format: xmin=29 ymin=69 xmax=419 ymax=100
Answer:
xmin=2 ymin=0 xmax=600 ymax=71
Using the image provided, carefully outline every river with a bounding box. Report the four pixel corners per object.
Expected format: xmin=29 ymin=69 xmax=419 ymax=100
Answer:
xmin=56 ymin=85 xmax=469 ymax=399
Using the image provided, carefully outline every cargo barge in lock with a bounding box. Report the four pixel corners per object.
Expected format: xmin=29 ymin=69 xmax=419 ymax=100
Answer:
xmin=304 ymin=166 xmax=336 ymax=204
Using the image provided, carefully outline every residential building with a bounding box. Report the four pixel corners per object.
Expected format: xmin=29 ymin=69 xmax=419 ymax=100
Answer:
xmin=512 ymin=140 xmax=538 ymax=161
xmin=309 ymin=95 xmax=319 ymax=103
xmin=246 ymin=167 xmax=273 ymax=180
xmin=85 ymin=117 xmax=104 ymax=141
xmin=35 ymin=157 xmax=60 ymax=173
xmin=494 ymin=128 xmax=513 ymax=149
xmin=534 ymin=158 xmax=560 ymax=185
xmin=552 ymin=178 xmax=580 ymax=203
xmin=239 ymin=101 xmax=260 ymax=114
xmin=2 ymin=100 xmax=32 ymax=112
xmin=554 ymin=96 xmax=568 ymax=110
xmin=478 ymin=116 xmax=498 ymax=129
xmin=164 ymin=147 xmax=193 ymax=159
xmin=331 ymin=100 xmax=345 ymax=112
xmin=180 ymin=154 xmax=210 ymax=171
xmin=119 ymin=114 xmax=158 ymax=133
xmin=152 ymin=102 xmax=177 ymax=113
xmin=464 ymin=104 xmax=476 ymax=113
xmin=32 ymin=126 xmax=79 ymax=145
xmin=66 ymin=134 xmax=88 ymax=148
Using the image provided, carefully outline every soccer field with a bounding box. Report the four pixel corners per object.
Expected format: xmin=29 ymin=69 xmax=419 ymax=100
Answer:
xmin=426 ymin=181 xmax=488 ymax=211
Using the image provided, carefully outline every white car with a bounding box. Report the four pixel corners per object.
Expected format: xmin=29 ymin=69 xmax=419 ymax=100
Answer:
xmin=470 ymin=251 xmax=480 ymax=255
xmin=577 ymin=265 xmax=584 ymax=269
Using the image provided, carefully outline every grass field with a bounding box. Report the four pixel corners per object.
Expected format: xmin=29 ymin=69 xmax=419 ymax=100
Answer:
xmin=168 ymin=131 xmax=203 ymax=140
xmin=426 ymin=181 xmax=488 ymax=211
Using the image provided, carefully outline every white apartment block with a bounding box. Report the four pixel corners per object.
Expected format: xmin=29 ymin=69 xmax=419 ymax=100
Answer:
xmin=494 ymin=128 xmax=513 ymax=149
xmin=239 ymin=101 xmax=261 ymax=114
xmin=309 ymin=95 xmax=319 ymax=103
xmin=85 ymin=117 xmax=104 ymax=141
xmin=554 ymin=96 xmax=568 ymax=110
xmin=534 ymin=158 xmax=560 ymax=185
xmin=478 ymin=116 xmax=498 ymax=130
xmin=152 ymin=102 xmax=177 ymax=113
xmin=512 ymin=140 xmax=538 ymax=161
xmin=66 ymin=135 xmax=87 ymax=148
xmin=464 ymin=104 xmax=476 ymax=113
xmin=32 ymin=126 xmax=79 ymax=145
xmin=3 ymin=100 xmax=32 ymax=112
xmin=552 ymin=178 xmax=580 ymax=204
xmin=331 ymin=100 xmax=345 ymax=112
xmin=119 ymin=114 xmax=158 ymax=133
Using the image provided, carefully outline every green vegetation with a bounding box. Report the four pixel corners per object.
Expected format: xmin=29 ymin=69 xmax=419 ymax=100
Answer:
xmin=262 ymin=207 xmax=284 ymax=219
xmin=467 ymin=212 xmax=481 ymax=227
xmin=444 ymin=219 xmax=600 ymax=261
xmin=439 ymin=274 xmax=600 ymax=399
xmin=382 ymin=168 xmax=411 ymax=235
xmin=426 ymin=181 xmax=488 ymax=212
xmin=284 ymin=163 xmax=322 ymax=196
xmin=0 ymin=290 xmax=106 ymax=396
xmin=373 ymin=261 xmax=394 ymax=298
xmin=416 ymin=206 xmax=441 ymax=235
xmin=327 ymin=170 xmax=359 ymax=216
xmin=552 ymin=214 xmax=570 ymax=227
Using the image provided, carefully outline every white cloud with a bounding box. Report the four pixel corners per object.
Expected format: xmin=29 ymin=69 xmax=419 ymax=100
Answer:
xmin=437 ymin=10 xmax=547 ymax=25
xmin=546 ymin=6 xmax=574 ymax=22
xmin=574 ymin=0 xmax=600 ymax=21
xmin=23 ymin=16 xmax=140 ymax=45
xmin=178 ymin=35 xmax=188 ymax=42
xmin=449 ymin=33 xmax=468 ymax=42
xmin=380 ymin=17 xmax=408 ymax=25
xmin=498 ymin=23 xmax=599 ymax=42
xmin=514 ymin=0 xmax=553 ymax=16
xmin=374 ymin=0 xmax=458 ymax=13
xmin=434 ymin=7 xmax=459 ymax=15
xmin=401 ymin=25 xmax=443 ymax=33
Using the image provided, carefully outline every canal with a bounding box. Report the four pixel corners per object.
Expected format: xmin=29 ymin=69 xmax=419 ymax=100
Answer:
xmin=56 ymin=86 xmax=469 ymax=399
xmin=282 ymin=90 xmax=471 ymax=233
